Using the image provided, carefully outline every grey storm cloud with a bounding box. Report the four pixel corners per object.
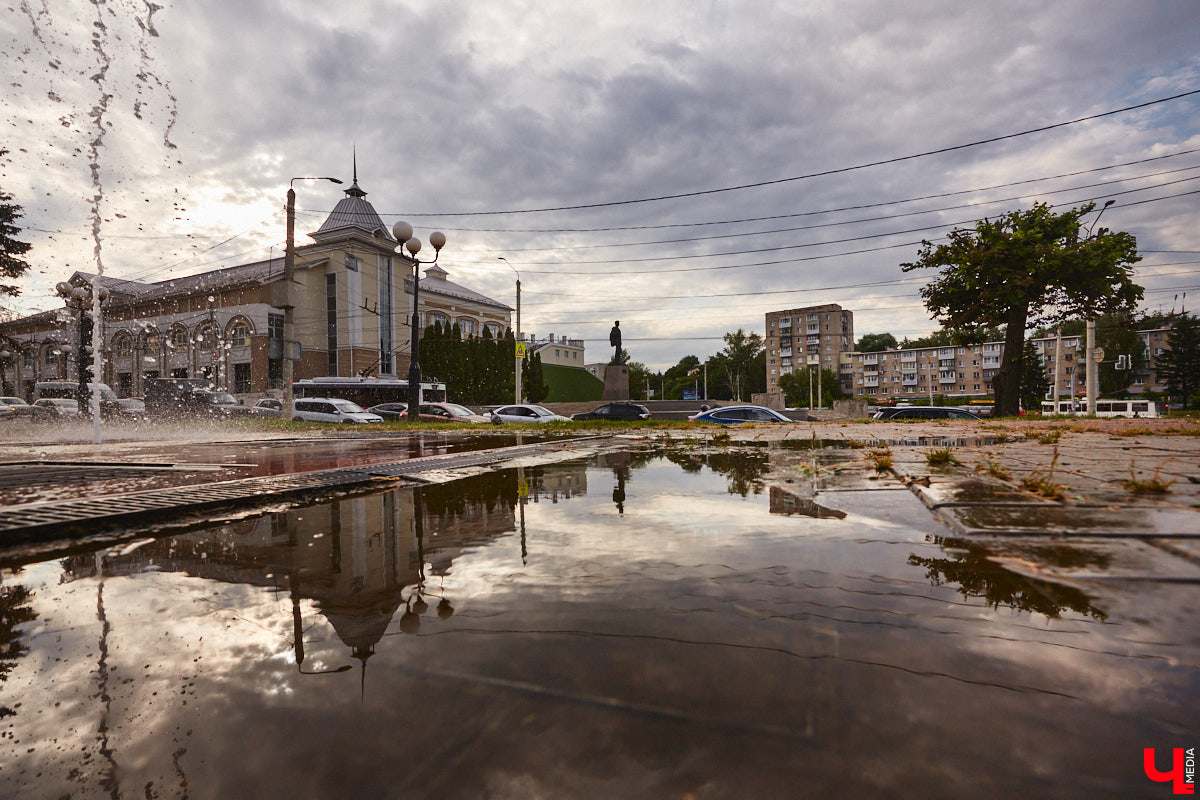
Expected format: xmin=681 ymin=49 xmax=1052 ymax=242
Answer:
xmin=2 ymin=0 xmax=1198 ymax=369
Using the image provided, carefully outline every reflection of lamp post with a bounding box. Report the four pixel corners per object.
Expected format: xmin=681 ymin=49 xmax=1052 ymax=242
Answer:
xmin=290 ymin=577 xmax=351 ymax=675
xmin=284 ymin=176 xmax=344 ymax=420
xmin=392 ymin=221 xmax=446 ymax=420
xmin=498 ymin=257 xmax=521 ymax=404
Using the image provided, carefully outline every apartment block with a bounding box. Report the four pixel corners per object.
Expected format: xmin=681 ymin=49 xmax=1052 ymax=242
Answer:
xmin=765 ymin=304 xmax=854 ymax=394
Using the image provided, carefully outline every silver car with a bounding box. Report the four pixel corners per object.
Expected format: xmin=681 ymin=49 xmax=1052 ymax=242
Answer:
xmin=489 ymin=404 xmax=570 ymax=424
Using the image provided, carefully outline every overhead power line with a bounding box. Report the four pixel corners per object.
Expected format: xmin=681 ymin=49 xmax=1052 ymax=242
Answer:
xmin=391 ymin=88 xmax=1200 ymax=216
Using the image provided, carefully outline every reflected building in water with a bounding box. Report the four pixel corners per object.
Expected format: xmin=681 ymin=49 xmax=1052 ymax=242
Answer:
xmin=58 ymin=463 xmax=592 ymax=675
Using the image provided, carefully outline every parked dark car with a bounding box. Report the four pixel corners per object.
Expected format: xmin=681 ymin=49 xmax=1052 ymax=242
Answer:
xmin=689 ymin=404 xmax=791 ymax=424
xmin=872 ymin=406 xmax=981 ymax=420
xmin=571 ymin=402 xmax=652 ymax=421
xmin=115 ymin=398 xmax=147 ymax=421
xmin=1 ymin=396 xmax=57 ymax=421
xmin=367 ymin=402 xmax=408 ymax=420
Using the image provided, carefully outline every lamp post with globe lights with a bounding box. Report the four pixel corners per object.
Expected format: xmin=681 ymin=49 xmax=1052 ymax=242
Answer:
xmin=392 ymin=221 xmax=446 ymax=420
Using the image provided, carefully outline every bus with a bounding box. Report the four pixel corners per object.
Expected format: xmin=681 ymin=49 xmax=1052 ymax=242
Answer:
xmin=292 ymin=377 xmax=447 ymax=409
xmin=1040 ymin=399 xmax=1162 ymax=418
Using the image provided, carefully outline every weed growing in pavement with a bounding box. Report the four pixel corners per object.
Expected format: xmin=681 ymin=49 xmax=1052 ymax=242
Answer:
xmin=1027 ymin=428 xmax=1064 ymax=444
xmin=1124 ymin=462 xmax=1175 ymax=494
xmin=1020 ymin=446 xmax=1066 ymax=499
xmin=845 ymin=439 xmax=867 ymax=449
xmin=925 ymin=447 xmax=959 ymax=467
xmin=976 ymin=457 xmax=1012 ymax=481
xmin=710 ymin=430 xmax=732 ymax=446
xmin=866 ymin=447 xmax=893 ymax=473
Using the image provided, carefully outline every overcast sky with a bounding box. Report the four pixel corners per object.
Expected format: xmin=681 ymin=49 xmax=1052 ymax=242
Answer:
xmin=3 ymin=0 xmax=1199 ymax=369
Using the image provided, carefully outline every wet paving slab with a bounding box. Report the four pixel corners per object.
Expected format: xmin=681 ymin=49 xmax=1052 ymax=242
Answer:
xmin=0 ymin=432 xmax=566 ymax=505
xmin=1 ymin=448 xmax=1196 ymax=799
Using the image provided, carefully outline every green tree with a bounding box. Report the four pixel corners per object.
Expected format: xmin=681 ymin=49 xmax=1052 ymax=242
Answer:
xmin=0 ymin=150 xmax=32 ymax=298
xmin=626 ymin=361 xmax=656 ymax=400
xmin=663 ymin=355 xmax=700 ymax=399
xmin=716 ymin=329 xmax=764 ymax=401
xmin=523 ymin=351 xmax=549 ymax=403
xmin=901 ymin=202 xmax=1142 ymax=416
xmin=1156 ymin=313 xmax=1200 ymax=409
xmin=855 ymin=332 xmax=897 ymax=352
xmin=1020 ymin=341 xmax=1049 ymax=412
xmin=777 ymin=367 xmax=844 ymax=407
xmin=900 ymin=326 xmax=1004 ymax=350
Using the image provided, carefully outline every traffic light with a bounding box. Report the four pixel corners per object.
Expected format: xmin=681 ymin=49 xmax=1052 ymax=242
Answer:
xmin=1115 ymin=354 xmax=1128 ymax=370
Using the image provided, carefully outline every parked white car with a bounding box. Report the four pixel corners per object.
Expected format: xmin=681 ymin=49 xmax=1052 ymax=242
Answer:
xmin=291 ymin=398 xmax=383 ymax=424
xmin=250 ymin=398 xmax=284 ymax=418
xmin=489 ymin=404 xmax=571 ymax=424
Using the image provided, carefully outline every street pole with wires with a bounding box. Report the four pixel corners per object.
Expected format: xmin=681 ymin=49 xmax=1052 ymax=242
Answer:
xmin=499 ymin=257 xmax=521 ymax=404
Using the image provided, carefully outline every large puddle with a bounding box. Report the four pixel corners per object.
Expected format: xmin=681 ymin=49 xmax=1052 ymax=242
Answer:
xmin=1 ymin=452 xmax=1195 ymax=798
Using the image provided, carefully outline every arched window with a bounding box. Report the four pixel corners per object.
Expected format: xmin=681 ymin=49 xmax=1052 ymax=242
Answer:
xmin=458 ymin=318 xmax=476 ymax=337
xmin=22 ymin=349 xmax=36 ymax=370
xmin=427 ymin=312 xmax=449 ymax=330
xmin=227 ymin=321 xmax=251 ymax=347
xmin=484 ymin=323 xmax=503 ymax=338
xmin=139 ymin=328 xmax=160 ymax=352
xmin=114 ymin=333 xmax=133 ymax=357
xmin=43 ymin=344 xmax=59 ymax=365
xmin=195 ymin=323 xmax=219 ymax=352
xmin=167 ymin=326 xmax=189 ymax=352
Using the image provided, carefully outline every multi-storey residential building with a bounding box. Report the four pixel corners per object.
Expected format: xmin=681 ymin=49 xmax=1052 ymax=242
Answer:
xmin=763 ymin=298 xmax=1175 ymax=403
xmin=0 ymin=175 xmax=511 ymax=400
xmin=837 ymin=326 xmax=1173 ymax=402
xmin=765 ymin=304 xmax=854 ymax=394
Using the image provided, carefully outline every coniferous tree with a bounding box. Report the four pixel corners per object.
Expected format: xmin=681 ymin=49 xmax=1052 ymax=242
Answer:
xmin=524 ymin=352 xmax=549 ymax=403
xmin=0 ymin=150 xmax=33 ymax=298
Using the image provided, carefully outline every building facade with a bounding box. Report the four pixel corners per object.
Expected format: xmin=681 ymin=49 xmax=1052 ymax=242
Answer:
xmin=528 ymin=333 xmax=586 ymax=367
xmin=764 ymin=304 xmax=855 ymax=395
xmin=0 ymin=176 xmax=511 ymax=400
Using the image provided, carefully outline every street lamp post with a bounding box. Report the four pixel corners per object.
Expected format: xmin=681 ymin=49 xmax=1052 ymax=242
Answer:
xmin=0 ymin=344 xmax=11 ymax=397
xmin=284 ymin=176 xmax=343 ymax=421
xmin=392 ymin=221 xmax=446 ymax=421
xmin=1084 ymin=200 xmax=1116 ymax=416
xmin=498 ymin=257 xmax=521 ymax=405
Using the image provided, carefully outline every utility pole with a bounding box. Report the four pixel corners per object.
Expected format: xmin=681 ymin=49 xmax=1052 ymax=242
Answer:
xmin=1053 ymin=328 xmax=1065 ymax=410
xmin=283 ymin=186 xmax=296 ymax=419
xmin=499 ymin=257 xmax=521 ymax=404
xmin=1086 ymin=319 xmax=1098 ymax=415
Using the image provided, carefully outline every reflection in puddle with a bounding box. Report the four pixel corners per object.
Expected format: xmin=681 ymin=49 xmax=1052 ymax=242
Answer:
xmin=908 ymin=537 xmax=1108 ymax=620
xmin=1 ymin=454 xmax=1193 ymax=798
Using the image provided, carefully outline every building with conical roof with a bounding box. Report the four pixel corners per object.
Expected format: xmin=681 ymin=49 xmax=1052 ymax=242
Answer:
xmin=0 ymin=166 xmax=512 ymax=400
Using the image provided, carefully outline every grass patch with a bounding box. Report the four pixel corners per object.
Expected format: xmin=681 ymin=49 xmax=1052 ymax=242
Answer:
xmin=1026 ymin=428 xmax=1064 ymax=444
xmin=925 ymin=447 xmax=959 ymax=467
xmin=866 ymin=447 xmax=893 ymax=473
xmin=845 ymin=439 xmax=867 ymax=449
xmin=976 ymin=457 xmax=1012 ymax=481
xmin=1124 ymin=463 xmax=1175 ymax=494
xmin=1020 ymin=447 xmax=1066 ymax=500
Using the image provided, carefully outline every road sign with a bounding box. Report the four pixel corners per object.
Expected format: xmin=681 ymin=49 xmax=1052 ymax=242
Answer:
xmin=1093 ymin=347 xmax=1105 ymax=363
xmin=515 ymin=342 xmax=527 ymax=359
